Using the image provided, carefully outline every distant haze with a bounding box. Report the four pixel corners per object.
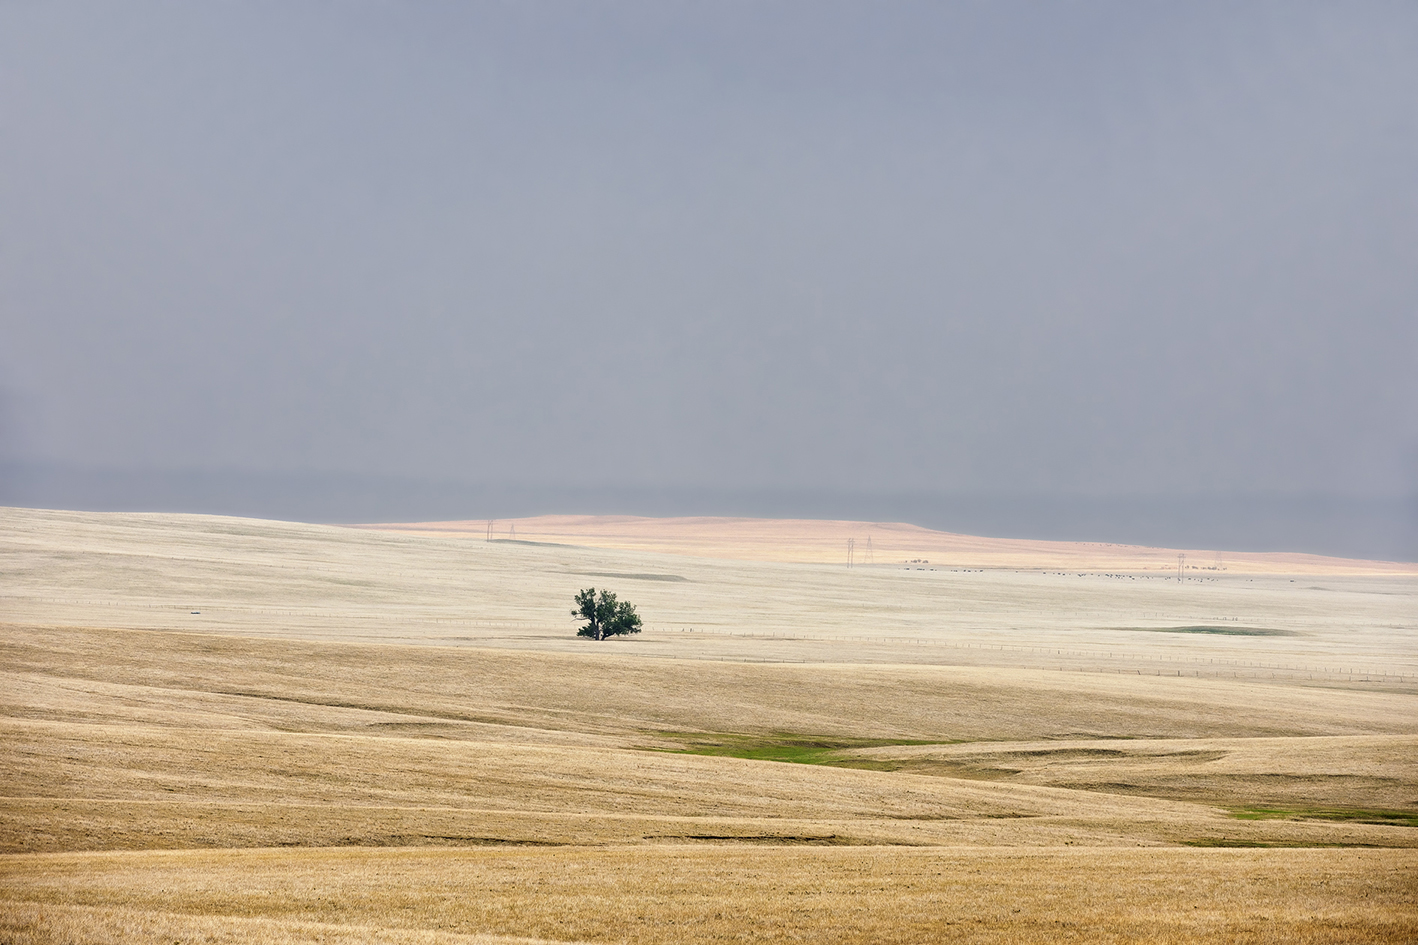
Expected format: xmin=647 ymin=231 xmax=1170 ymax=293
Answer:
xmin=1 ymin=3 xmax=1415 ymax=558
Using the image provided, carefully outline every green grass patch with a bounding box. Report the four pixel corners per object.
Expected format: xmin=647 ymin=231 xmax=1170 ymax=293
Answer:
xmin=1183 ymin=839 xmax=1382 ymax=848
xmin=650 ymin=732 xmax=954 ymax=769
xmin=1127 ymin=626 xmax=1297 ymax=636
xmin=1227 ymin=806 xmax=1418 ymax=827
xmin=487 ymin=538 xmax=572 ymax=547
xmin=577 ymin=571 xmax=690 ymax=582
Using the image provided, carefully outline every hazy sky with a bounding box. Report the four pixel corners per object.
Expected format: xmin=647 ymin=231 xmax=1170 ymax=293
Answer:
xmin=2 ymin=2 xmax=1416 ymax=504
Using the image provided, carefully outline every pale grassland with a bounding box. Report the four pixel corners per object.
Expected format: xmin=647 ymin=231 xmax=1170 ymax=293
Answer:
xmin=364 ymin=513 xmax=1418 ymax=574
xmin=4 ymin=508 xmax=1416 ymax=683
xmin=1 ymin=507 xmax=1416 ymax=943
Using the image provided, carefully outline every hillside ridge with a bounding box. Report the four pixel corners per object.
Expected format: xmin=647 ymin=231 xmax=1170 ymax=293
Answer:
xmin=352 ymin=513 xmax=1417 ymax=575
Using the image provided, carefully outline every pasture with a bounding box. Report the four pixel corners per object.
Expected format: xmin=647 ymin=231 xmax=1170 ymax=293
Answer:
xmin=1 ymin=506 xmax=1415 ymax=942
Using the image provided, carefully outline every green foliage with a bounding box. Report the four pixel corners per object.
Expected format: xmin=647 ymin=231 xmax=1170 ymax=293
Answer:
xmin=572 ymin=587 xmax=643 ymax=641
xmin=1129 ymin=626 xmax=1296 ymax=637
xmin=1227 ymin=806 xmax=1418 ymax=827
xmin=1180 ymin=839 xmax=1353 ymax=848
xmin=656 ymin=731 xmax=947 ymax=768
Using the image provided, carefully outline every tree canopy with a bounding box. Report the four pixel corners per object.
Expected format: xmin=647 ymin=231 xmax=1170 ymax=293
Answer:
xmin=572 ymin=588 xmax=642 ymax=641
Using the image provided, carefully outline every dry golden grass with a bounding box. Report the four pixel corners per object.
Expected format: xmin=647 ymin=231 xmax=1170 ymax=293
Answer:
xmin=0 ymin=900 xmax=555 ymax=945
xmin=2 ymin=507 xmax=1416 ymax=942
xmin=3 ymin=847 xmax=1416 ymax=944
xmin=360 ymin=512 xmax=1418 ymax=574
xmin=5 ymin=624 xmax=1414 ymax=855
xmin=847 ymin=734 xmax=1418 ymax=810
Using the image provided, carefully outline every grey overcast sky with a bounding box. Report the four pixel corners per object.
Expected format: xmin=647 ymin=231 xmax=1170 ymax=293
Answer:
xmin=1 ymin=2 xmax=1416 ymax=553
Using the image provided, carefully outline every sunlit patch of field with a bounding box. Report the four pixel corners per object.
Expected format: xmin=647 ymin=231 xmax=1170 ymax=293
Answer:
xmin=2 ymin=507 xmax=1416 ymax=942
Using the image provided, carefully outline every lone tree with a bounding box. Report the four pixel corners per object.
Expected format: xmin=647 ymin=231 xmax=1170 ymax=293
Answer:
xmin=572 ymin=587 xmax=642 ymax=641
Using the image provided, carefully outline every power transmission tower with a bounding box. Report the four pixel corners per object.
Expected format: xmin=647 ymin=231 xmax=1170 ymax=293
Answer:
xmin=865 ymin=536 xmax=874 ymax=565
xmin=847 ymin=538 xmax=855 ymax=568
xmin=486 ymin=520 xmax=494 ymax=542
xmin=509 ymin=523 xmax=516 ymax=541
xmin=1177 ymin=553 xmax=1185 ymax=583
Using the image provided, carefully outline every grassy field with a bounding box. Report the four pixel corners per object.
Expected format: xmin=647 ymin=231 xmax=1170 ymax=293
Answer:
xmin=1 ymin=506 xmax=1415 ymax=942
xmin=4 ymin=847 xmax=1415 ymax=944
